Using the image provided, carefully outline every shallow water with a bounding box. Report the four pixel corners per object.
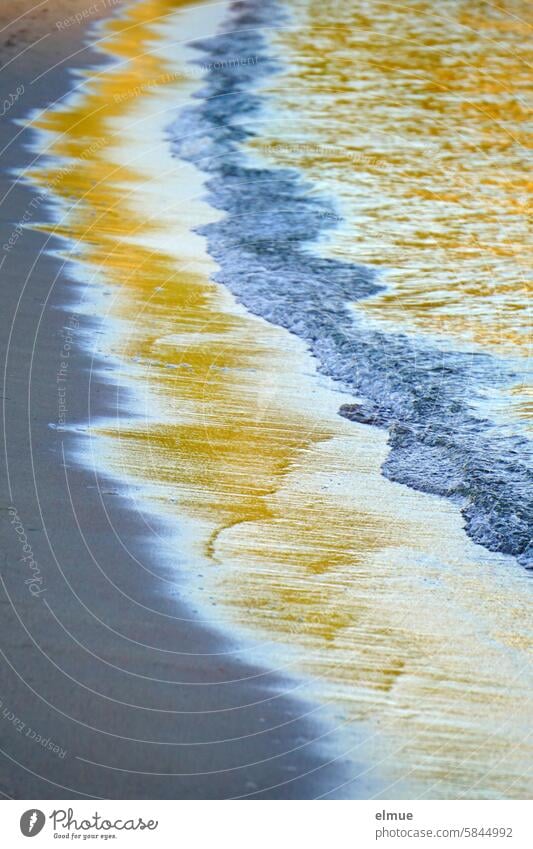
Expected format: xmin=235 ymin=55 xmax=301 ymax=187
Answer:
xmin=253 ymin=0 xmax=532 ymax=359
xmin=29 ymin=0 xmax=533 ymax=798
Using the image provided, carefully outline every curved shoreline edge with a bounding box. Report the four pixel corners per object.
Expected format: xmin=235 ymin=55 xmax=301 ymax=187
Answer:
xmin=170 ymin=0 xmax=532 ymax=568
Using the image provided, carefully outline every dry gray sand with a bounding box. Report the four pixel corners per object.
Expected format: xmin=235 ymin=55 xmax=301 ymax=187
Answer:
xmin=0 ymin=0 xmax=357 ymax=799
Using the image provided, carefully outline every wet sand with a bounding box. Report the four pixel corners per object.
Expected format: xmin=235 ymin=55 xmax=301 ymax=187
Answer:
xmin=1 ymin=0 xmax=531 ymax=802
xmin=31 ymin=0 xmax=533 ymax=800
xmin=0 ymin=0 xmax=354 ymax=799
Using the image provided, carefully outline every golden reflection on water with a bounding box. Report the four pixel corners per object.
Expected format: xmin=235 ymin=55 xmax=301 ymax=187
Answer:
xmin=31 ymin=0 xmax=533 ymax=798
xmin=251 ymin=0 xmax=532 ymax=363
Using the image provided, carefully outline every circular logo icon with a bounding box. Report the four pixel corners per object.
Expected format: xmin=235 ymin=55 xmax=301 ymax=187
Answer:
xmin=20 ymin=810 xmax=45 ymax=837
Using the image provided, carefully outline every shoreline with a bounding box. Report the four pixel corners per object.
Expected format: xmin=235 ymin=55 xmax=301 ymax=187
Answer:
xmin=0 ymin=0 xmax=353 ymax=800
xmin=33 ymin=0 xmax=533 ymax=800
xmin=178 ymin=0 xmax=531 ymax=568
xmin=1 ymin=0 xmax=531 ymax=802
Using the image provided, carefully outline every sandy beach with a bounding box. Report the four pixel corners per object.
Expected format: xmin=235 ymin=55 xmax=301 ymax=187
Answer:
xmin=0 ymin=0 xmax=354 ymax=799
xmin=0 ymin=0 xmax=531 ymax=803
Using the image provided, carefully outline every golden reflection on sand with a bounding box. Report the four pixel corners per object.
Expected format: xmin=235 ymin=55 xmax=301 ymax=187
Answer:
xmin=31 ymin=0 xmax=533 ymax=798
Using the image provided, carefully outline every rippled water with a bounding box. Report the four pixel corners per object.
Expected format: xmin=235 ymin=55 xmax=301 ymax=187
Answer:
xmin=172 ymin=0 xmax=531 ymax=564
xmin=29 ymin=0 xmax=533 ymax=798
xmin=253 ymin=0 xmax=532 ymax=362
